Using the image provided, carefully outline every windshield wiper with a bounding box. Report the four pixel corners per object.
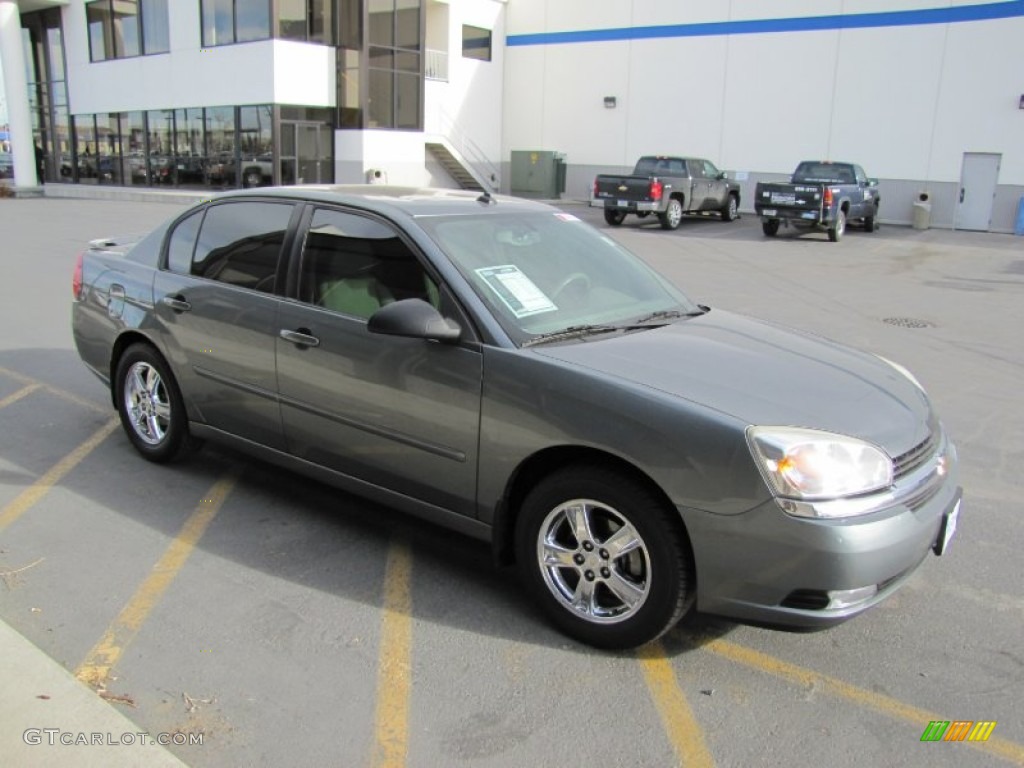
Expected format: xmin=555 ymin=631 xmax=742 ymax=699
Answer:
xmin=632 ymin=306 xmax=709 ymax=324
xmin=523 ymin=324 xmax=624 ymax=347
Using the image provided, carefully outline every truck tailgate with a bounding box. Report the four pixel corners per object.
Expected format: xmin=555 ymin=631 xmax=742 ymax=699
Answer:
xmin=594 ymin=175 xmax=655 ymax=202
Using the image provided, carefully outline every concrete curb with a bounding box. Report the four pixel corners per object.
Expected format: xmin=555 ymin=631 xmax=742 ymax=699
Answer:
xmin=0 ymin=620 xmax=188 ymax=768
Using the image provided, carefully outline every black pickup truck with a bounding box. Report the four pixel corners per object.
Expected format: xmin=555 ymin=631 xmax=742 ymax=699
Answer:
xmin=593 ymin=156 xmax=741 ymax=230
xmin=754 ymin=161 xmax=880 ymax=242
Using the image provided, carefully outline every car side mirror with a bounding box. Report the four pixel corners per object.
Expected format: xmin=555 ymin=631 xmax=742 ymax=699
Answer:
xmin=868 ymin=178 xmax=879 ymax=187
xmin=368 ymin=299 xmax=462 ymax=343
xmin=719 ymin=172 xmax=728 ymax=180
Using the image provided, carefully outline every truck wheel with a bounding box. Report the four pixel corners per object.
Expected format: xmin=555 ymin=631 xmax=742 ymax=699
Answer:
xmin=721 ymin=194 xmax=739 ymax=222
xmin=828 ymin=210 xmax=846 ymax=242
xmin=762 ymin=219 xmax=780 ymax=237
xmin=604 ymin=210 xmax=626 ymax=226
xmin=658 ymin=198 xmax=684 ymax=230
xmin=515 ymin=465 xmax=694 ymax=649
xmin=864 ymin=205 xmax=879 ymax=232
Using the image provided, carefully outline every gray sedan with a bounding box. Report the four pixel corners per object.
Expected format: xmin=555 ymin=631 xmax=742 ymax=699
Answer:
xmin=72 ymin=186 xmax=961 ymax=649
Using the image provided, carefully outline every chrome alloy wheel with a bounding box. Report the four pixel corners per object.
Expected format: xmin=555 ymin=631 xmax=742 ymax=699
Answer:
xmin=124 ymin=361 xmax=171 ymax=446
xmin=665 ymin=199 xmax=683 ymax=228
xmin=536 ymin=499 xmax=652 ymax=624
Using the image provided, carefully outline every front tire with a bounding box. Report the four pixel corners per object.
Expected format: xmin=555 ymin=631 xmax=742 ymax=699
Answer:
xmin=115 ymin=344 xmax=198 ymax=463
xmin=516 ymin=467 xmax=694 ymax=649
xmin=658 ymin=197 xmax=684 ymax=230
xmin=828 ymin=210 xmax=846 ymax=242
xmin=721 ymin=194 xmax=739 ymax=222
xmin=604 ymin=209 xmax=626 ymax=226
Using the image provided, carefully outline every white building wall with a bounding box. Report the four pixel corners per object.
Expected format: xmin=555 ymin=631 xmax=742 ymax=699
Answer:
xmin=504 ymin=0 xmax=1024 ymax=227
xmin=62 ymin=0 xmax=333 ymax=114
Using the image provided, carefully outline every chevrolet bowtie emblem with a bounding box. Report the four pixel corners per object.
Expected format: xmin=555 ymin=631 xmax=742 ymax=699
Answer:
xmin=617 ymin=185 xmax=628 ymax=192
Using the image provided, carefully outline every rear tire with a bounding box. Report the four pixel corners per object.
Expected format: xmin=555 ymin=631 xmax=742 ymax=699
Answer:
xmin=658 ymin=198 xmax=684 ymax=230
xmin=516 ymin=466 xmax=694 ymax=649
xmin=762 ymin=219 xmax=780 ymax=237
xmin=604 ymin=209 xmax=626 ymax=226
xmin=828 ymin=210 xmax=846 ymax=242
xmin=115 ymin=344 xmax=199 ymax=463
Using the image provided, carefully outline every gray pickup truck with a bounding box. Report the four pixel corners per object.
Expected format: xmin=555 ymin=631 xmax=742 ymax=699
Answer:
xmin=593 ymin=156 xmax=741 ymax=230
xmin=755 ymin=161 xmax=880 ymax=242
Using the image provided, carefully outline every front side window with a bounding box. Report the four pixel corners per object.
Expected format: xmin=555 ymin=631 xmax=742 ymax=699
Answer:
xmin=192 ymin=202 xmax=295 ymax=292
xmin=300 ymin=208 xmax=437 ymax=319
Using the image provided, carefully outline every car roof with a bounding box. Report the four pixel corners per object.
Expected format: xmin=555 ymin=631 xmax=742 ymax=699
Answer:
xmin=207 ymin=185 xmax=557 ymax=218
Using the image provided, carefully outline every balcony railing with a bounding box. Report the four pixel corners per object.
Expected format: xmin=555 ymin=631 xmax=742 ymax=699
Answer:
xmin=425 ymin=48 xmax=448 ymax=82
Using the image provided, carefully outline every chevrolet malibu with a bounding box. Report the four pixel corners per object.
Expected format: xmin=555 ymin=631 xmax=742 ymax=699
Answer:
xmin=72 ymin=186 xmax=962 ymax=649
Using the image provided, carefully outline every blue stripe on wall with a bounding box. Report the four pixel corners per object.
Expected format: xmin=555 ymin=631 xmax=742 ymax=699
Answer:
xmin=506 ymin=1 xmax=1024 ymax=46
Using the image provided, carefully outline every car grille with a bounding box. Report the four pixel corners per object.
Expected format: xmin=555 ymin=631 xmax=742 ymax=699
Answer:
xmin=893 ymin=431 xmax=939 ymax=480
xmin=780 ymin=590 xmax=830 ymax=611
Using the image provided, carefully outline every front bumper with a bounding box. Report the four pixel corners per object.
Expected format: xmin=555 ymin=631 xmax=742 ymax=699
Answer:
xmin=683 ymin=437 xmax=961 ymax=629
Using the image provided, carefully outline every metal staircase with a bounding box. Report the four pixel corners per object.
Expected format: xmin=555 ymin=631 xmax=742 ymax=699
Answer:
xmin=426 ymin=140 xmax=485 ymax=191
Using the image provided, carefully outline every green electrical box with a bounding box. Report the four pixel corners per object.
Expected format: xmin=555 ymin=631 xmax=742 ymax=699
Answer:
xmin=511 ymin=151 xmax=567 ymax=199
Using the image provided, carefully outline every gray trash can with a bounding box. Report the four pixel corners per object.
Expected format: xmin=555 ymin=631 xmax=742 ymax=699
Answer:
xmin=912 ymin=192 xmax=931 ymax=230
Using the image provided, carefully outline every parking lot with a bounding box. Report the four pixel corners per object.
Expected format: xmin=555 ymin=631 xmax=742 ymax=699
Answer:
xmin=1 ymin=195 xmax=1022 ymax=767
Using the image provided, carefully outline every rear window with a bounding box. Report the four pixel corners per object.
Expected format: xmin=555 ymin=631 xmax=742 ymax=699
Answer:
xmin=634 ymin=157 xmax=687 ymax=175
xmin=793 ymin=163 xmax=856 ymax=184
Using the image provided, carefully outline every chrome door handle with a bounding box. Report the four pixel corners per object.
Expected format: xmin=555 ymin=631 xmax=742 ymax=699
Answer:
xmin=161 ymin=295 xmax=191 ymax=312
xmin=279 ymin=329 xmax=320 ymax=348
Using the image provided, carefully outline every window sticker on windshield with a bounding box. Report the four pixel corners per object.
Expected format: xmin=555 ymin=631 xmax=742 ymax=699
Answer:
xmin=553 ymin=213 xmax=580 ymax=222
xmin=476 ymin=265 xmax=558 ymax=318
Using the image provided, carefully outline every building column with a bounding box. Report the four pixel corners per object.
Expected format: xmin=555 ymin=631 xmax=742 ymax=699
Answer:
xmin=0 ymin=0 xmax=39 ymax=188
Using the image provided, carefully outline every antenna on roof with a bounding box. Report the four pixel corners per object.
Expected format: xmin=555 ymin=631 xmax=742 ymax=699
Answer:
xmin=476 ymin=190 xmax=494 ymax=205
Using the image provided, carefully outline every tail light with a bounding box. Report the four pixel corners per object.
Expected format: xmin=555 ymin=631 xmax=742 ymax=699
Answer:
xmin=823 ymin=187 xmax=834 ymax=207
xmin=593 ymin=178 xmax=599 ymax=198
xmin=650 ymin=180 xmax=664 ymax=201
xmin=73 ymin=252 xmax=84 ymax=300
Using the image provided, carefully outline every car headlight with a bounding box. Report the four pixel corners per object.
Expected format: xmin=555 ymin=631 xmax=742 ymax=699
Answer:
xmin=747 ymin=427 xmax=893 ymax=517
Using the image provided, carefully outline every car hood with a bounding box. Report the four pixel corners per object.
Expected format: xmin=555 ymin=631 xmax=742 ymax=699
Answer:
xmin=533 ymin=310 xmax=933 ymax=456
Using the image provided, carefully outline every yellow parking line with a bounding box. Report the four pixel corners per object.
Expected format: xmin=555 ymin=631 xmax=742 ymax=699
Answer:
xmin=0 ymin=383 xmax=42 ymax=410
xmin=0 ymin=365 xmax=107 ymax=413
xmin=0 ymin=418 xmax=119 ymax=534
xmin=638 ymin=642 xmax=716 ymax=768
xmin=75 ymin=471 xmax=238 ymax=688
xmin=371 ymin=540 xmax=414 ymax=768
xmin=705 ymin=639 xmax=1024 ymax=766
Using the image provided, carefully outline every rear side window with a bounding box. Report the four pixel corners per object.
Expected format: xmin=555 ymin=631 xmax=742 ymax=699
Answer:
xmin=191 ymin=202 xmax=295 ymax=292
xmin=166 ymin=210 xmax=202 ymax=274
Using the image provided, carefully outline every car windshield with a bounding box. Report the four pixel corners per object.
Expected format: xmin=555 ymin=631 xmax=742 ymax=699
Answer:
xmin=417 ymin=210 xmax=697 ymax=345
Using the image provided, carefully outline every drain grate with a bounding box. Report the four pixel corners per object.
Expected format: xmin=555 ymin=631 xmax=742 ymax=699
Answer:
xmin=882 ymin=317 xmax=935 ymax=329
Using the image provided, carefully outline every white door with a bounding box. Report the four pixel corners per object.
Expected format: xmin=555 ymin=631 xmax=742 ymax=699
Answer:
xmin=956 ymin=153 xmax=1001 ymax=231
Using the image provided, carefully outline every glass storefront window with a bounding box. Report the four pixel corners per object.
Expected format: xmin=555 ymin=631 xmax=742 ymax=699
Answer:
xmin=148 ymin=109 xmax=173 ymax=185
xmin=206 ymin=106 xmax=236 ymax=187
xmin=123 ymin=111 xmax=148 ymax=185
xmin=174 ymin=108 xmax=207 ymax=188
xmin=97 ymin=113 xmax=123 ymax=184
xmin=239 ymin=105 xmax=273 ymax=187
xmin=72 ymin=115 xmax=97 ymax=183
xmin=279 ymin=0 xmax=306 ymax=40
